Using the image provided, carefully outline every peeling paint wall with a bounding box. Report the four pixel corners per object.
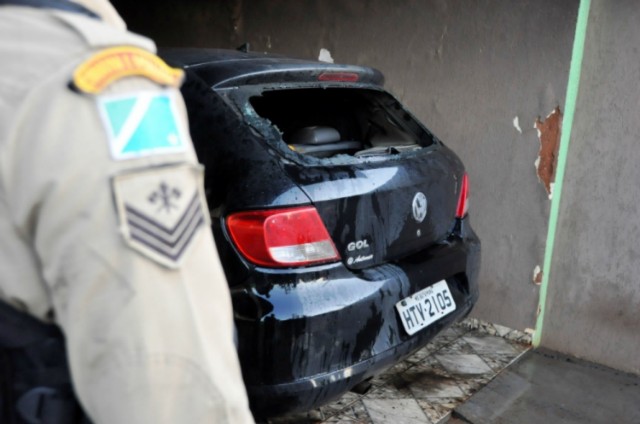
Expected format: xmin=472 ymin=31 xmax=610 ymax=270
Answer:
xmin=116 ymin=0 xmax=578 ymax=332
xmin=542 ymin=2 xmax=640 ymax=374
xmin=534 ymin=107 xmax=562 ymax=199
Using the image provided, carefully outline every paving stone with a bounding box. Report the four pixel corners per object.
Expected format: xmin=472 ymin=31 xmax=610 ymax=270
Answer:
xmin=435 ymin=354 xmax=493 ymax=376
xmin=438 ymin=326 xmax=466 ymax=340
xmin=409 ymin=378 xmax=466 ymax=399
xmin=416 ymin=398 xmax=460 ymax=423
xmin=300 ymin=318 xmax=533 ymax=423
xmin=437 ymin=338 xmax=476 ymax=355
xmin=455 ymin=376 xmax=494 ymax=397
xmin=480 ymin=353 xmax=522 ymax=373
xmin=327 ymin=400 xmax=371 ymax=423
xmin=463 ymin=335 xmax=519 ymax=355
xmin=406 ymin=341 xmax=447 ymax=364
xmin=320 ymin=391 xmax=361 ymax=417
xmin=368 ymin=381 xmax=413 ymax=399
xmin=363 ymin=398 xmax=431 ymax=424
xmin=492 ymin=323 xmax=512 ymax=338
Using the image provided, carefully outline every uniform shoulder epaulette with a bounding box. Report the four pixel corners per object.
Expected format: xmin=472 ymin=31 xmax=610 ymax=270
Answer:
xmin=71 ymin=46 xmax=184 ymax=95
xmin=50 ymin=11 xmax=183 ymax=94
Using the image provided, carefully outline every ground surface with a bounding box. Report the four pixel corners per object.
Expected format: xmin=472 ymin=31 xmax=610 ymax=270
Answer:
xmin=269 ymin=319 xmax=532 ymax=424
xmin=455 ymin=348 xmax=640 ymax=424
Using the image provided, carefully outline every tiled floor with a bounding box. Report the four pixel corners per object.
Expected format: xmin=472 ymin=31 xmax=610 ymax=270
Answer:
xmin=269 ymin=319 xmax=532 ymax=424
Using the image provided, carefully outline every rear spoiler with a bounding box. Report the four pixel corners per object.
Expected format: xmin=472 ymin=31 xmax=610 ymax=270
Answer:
xmin=160 ymin=48 xmax=385 ymax=89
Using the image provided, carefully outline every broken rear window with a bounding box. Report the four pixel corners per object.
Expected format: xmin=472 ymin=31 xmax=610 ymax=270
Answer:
xmin=248 ymin=88 xmax=435 ymax=158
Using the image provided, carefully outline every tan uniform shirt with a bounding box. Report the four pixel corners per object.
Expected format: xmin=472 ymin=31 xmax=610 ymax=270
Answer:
xmin=0 ymin=4 xmax=254 ymax=423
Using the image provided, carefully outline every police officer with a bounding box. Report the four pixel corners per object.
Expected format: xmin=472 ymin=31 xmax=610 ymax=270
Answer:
xmin=0 ymin=0 xmax=255 ymax=422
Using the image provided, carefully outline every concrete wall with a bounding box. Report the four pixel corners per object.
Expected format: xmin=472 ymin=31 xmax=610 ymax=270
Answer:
xmin=116 ymin=0 xmax=579 ymax=333
xmin=541 ymin=1 xmax=640 ymax=374
xmin=112 ymin=0 xmax=243 ymax=48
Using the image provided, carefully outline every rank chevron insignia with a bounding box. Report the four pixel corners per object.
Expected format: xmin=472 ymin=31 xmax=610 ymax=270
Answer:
xmin=112 ymin=164 xmax=209 ymax=268
xmin=125 ymin=191 xmax=204 ymax=263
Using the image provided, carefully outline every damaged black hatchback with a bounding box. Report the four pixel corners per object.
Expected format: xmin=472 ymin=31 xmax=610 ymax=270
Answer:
xmin=162 ymin=49 xmax=480 ymax=418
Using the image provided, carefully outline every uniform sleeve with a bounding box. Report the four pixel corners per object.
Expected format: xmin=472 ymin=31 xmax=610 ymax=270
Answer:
xmin=6 ymin=66 xmax=254 ymax=423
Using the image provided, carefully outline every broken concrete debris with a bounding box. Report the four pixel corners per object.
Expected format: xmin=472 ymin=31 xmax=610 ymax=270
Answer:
xmin=318 ymin=48 xmax=334 ymax=63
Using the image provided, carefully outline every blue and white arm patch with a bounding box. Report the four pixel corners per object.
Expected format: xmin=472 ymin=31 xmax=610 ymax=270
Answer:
xmin=112 ymin=164 xmax=209 ymax=269
xmin=98 ymin=90 xmax=188 ymax=160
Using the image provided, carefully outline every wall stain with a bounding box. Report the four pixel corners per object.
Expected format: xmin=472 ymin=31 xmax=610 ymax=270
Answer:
xmin=534 ymin=106 xmax=562 ymax=199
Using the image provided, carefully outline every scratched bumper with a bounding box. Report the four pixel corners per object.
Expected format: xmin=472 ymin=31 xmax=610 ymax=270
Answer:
xmin=231 ymin=216 xmax=480 ymax=418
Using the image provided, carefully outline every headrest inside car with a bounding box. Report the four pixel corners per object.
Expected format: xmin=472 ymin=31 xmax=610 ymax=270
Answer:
xmin=290 ymin=126 xmax=341 ymax=145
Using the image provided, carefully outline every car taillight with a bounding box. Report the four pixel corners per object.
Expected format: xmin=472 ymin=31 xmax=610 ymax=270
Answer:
xmin=456 ymin=173 xmax=469 ymax=218
xmin=318 ymin=72 xmax=359 ymax=82
xmin=226 ymin=206 xmax=340 ymax=268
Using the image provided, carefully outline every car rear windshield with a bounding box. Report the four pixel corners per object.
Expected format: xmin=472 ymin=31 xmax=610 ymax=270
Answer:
xmin=248 ymin=88 xmax=435 ymax=158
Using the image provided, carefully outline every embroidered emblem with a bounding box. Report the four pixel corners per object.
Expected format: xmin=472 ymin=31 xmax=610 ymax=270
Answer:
xmin=98 ymin=91 xmax=188 ymax=160
xmin=148 ymin=182 xmax=182 ymax=213
xmin=72 ymin=46 xmax=183 ymax=95
xmin=113 ymin=164 xmax=209 ymax=268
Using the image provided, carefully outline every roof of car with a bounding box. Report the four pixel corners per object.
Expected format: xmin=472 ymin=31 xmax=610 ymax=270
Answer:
xmin=159 ymin=48 xmax=385 ymax=89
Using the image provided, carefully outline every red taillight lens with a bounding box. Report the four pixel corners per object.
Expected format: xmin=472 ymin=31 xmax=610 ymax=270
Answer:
xmin=318 ymin=72 xmax=359 ymax=82
xmin=456 ymin=173 xmax=469 ymax=218
xmin=226 ymin=206 xmax=340 ymax=267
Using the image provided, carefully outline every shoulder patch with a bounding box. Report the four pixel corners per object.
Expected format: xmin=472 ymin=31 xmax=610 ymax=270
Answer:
xmin=112 ymin=164 xmax=210 ymax=269
xmin=98 ymin=90 xmax=188 ymax=160
xmin=72 ymin=46 xmax=183 ymax=95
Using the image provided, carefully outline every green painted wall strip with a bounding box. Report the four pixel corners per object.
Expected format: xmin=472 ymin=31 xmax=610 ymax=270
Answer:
xmin=533 ymin=0 xmax=591 ymax=347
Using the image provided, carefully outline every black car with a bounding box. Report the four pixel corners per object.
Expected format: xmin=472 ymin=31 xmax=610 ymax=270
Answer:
xmin=161 ymin=48 xmax=480 ymax=418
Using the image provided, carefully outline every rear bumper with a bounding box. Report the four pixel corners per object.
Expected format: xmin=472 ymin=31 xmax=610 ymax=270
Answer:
xmin=231 ymin=217 xmax=480 ymax=417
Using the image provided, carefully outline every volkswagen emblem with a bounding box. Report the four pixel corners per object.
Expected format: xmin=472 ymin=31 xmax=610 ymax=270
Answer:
xmin=412 ymin=192 xmax=428 ymax=223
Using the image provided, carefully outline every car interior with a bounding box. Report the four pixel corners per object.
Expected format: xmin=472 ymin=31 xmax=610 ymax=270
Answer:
xmin=249 ymin=88 xmax=432 ymax=158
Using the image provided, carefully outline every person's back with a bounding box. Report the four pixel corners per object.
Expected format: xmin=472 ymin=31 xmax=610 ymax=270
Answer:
xmin=0 ymin=1 xmax=254 ymax=422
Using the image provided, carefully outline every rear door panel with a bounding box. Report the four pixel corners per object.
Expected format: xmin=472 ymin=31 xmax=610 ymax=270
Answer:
xmin=283 ymin=146 xmax=464 ymax=269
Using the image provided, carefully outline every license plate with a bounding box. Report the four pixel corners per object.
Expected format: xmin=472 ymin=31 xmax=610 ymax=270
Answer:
xmin=395 ymin=280 xmax=456 ymax=336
